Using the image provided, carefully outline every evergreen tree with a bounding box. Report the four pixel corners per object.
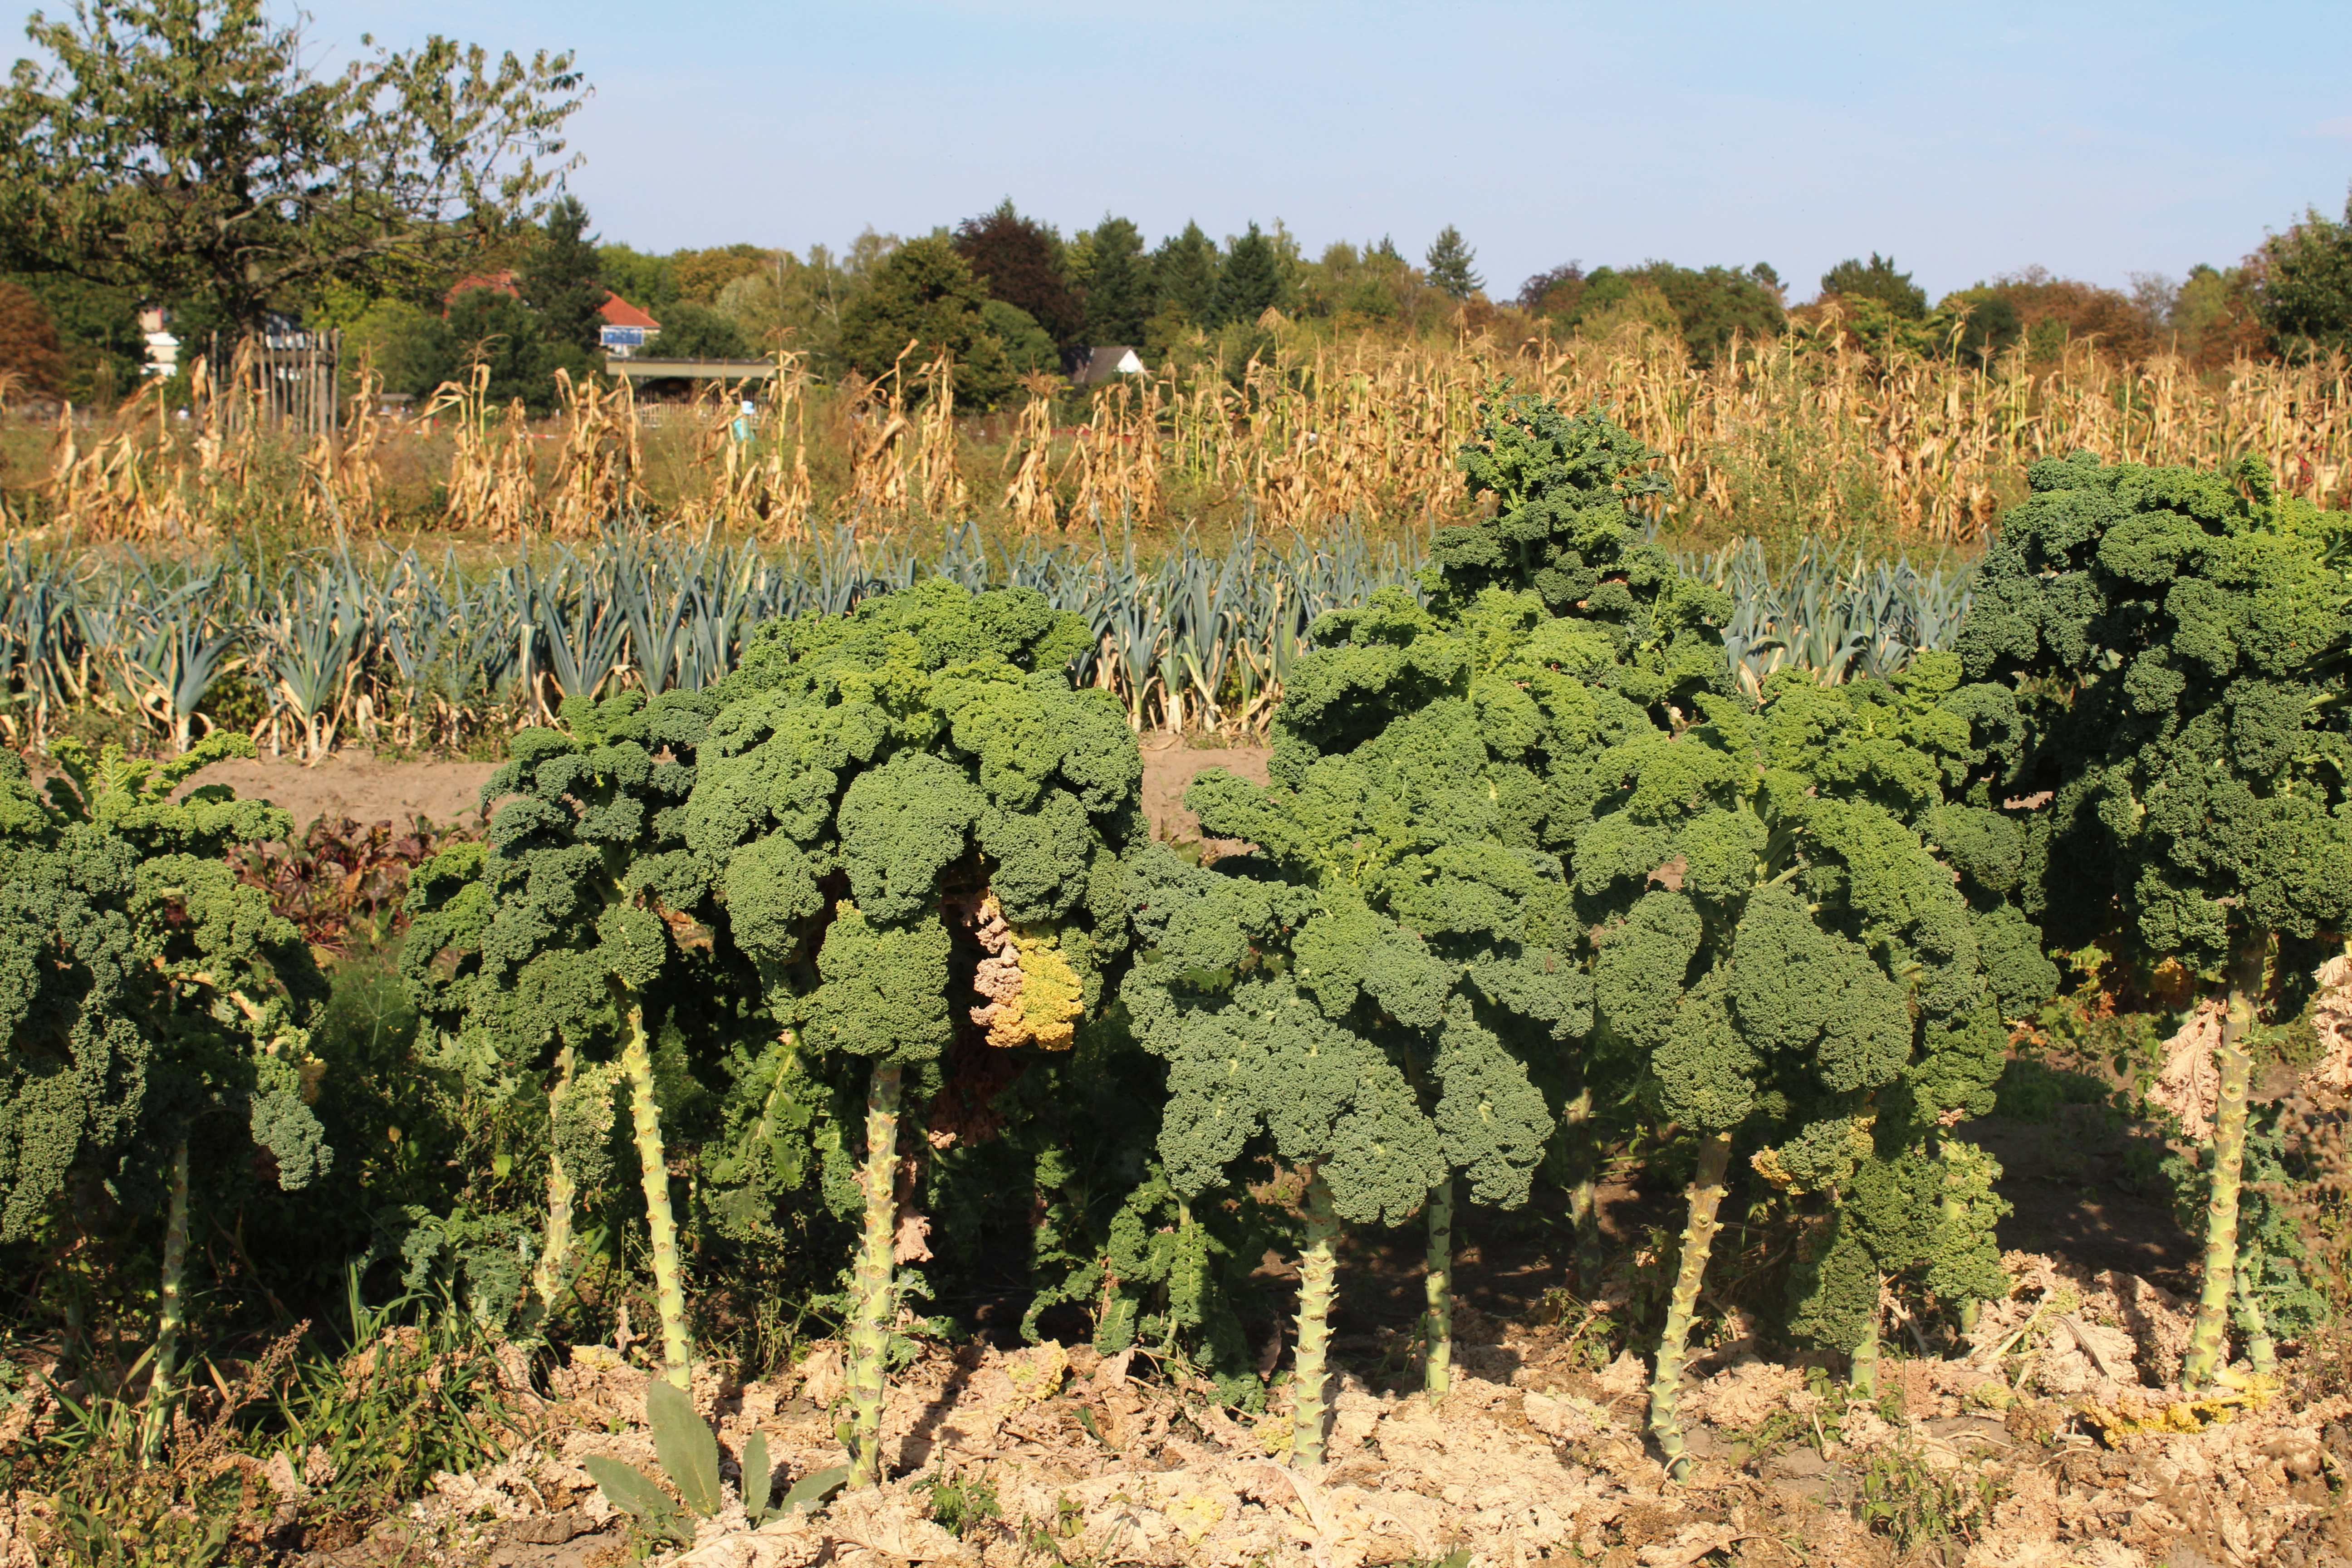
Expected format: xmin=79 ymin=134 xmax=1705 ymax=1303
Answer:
xmin=952 ymin=199 xmax=1083 ymax=350
xmin=1080 ymin=216 xmax=1150 ymax=345
xmin=521 ymin=194 xmax=608 ymax=355
xmin=1214 ymin=222 xmax=1284 ymax=327
xmin=833 ymin=236 xmax=1013 ymax=408
xmin=1150 ymin=220 xmax=1221 ymax=326
xmin=1424 ymin=224 xmax=1483 ymax=301
xmin=1820 ymin=253 xmax=1927 ymax=318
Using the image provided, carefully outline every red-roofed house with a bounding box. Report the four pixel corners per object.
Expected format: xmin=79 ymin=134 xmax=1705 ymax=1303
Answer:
xmin=444 ymin=270 xmax=663 ymax=358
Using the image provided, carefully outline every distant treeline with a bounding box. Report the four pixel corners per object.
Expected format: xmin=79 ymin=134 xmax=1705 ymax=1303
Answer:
xmin=9 ymin=186 xmax=2352 ymax=413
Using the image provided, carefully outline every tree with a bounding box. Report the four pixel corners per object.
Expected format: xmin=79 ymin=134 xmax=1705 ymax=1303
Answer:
xmin=1955 ymin=453 xmax=2352 ymax=1389
xmin=441 ymin=285 xmax=561 ymax=412
xmin=2259 ymin=194 xmax=2352 ymax=358
xmin=0 ymin=0 xmax=586 ymax=334
xmin=1424 ymin=225 xmax=1483 ymax=301
xmin=981 ymin=299 xmax=1058 ymax=376
xmin=833 ymin=236 xmax=1013 ymax=408
xmin=7 ymin=271 xmax=142 ymax=403
xmin=655 ymin=302 xmax=754 ymax=361
xmin=953 ymin=200 xmax=1082 ymax=350
xmin=1078 ymin=215 xmax=1150 ymax=345
xmin=0 ymin=280 xmax=63 ymax=397
xmin=1820 ymin=253 xmax=1927 ymax=318
xmin=598 ymin=244 xmax=680 ymax=320
xmin=1556 ymin=263 xmax=1784 ymax=361
xmin=521 ymin=194 xmax=606 ymax=357
xmin=1214 ymin=222 xmax=1284 ymax=327
xmin=1150 ymin=221 xmax=1220 ymax=327
xmin=343 ymin=296 xmax=454 ymax=400
xmin=1518 ymin=261 xmax=1584 ymax=316
xmin=689 ymin=580 xmax=1143 ymax=1485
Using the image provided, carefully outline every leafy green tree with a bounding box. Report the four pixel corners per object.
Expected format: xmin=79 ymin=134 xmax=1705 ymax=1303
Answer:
xmin=982 ymin=299 xmax=1058 ymax=376
xmin=1941 ymin=289 xmax=2023 ymax=361
xmin=6 ymin=271 xmax=142 ymax=403
xmin=833 ymin=236 xmax=1013 ymax=408
xmin=598 ymin=244 xmax=680 ymax=320
xmin=1518 ymin=261 xmax=1585 ymax=316
xmin=1955 ymin=453 xmax=2352 ymax=1387
xmin=953 ymin=199 xmax=1082 ymax=350
xmin=1820 ymin=253 xmax=1928 ymax=318
xmin=688 ymin=580 xmax=1142 ymax=1486
xmin=442 ymin=285 xmax=562 ymax=412
xmin=343 ymin=297 xmax=455 ymax=400
xmin=655 ymin=302 xmax=755 ymax=361
xmin=1078 ymin=215 xmax=1151 ymax=345
xmin=2259 ymin=192 xmax=2352 ymax=358
xmin=0 ymin=0 xmax=586 ymax=333
xmin=1150 ymin=221 xmax=1220 ymax=328
xmin=1424 ymin=224 xmax=1483 ymax=301
xmin=521 ymin=193 xmax=607 ymax=360
xmin=1560 ymin=262 xmax=1784 ymax=361
xmin=1214 ymin=222 xmax=1286 ymax=327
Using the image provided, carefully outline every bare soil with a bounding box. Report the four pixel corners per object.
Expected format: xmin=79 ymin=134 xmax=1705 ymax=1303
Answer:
xmin=308 ymin=1251 xmax=2345 ymax=1568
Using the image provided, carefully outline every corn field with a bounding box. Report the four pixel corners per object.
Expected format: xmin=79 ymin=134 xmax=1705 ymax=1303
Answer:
xmin=0 ymin=523 xmax=1970 ymax=755
xmin=12 ymin=318 xmax=2352 ymax=546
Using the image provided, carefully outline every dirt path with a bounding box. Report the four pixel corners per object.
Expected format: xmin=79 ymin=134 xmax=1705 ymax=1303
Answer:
xmin=181 ymin=740 xmax=1274 ymax=843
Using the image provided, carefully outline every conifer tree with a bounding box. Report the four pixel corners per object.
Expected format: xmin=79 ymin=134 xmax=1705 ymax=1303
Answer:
xmin=1214 ymin=222 xmax=1285 ymax=327
xmin=1424 ymin=224 xmax=1483 ymax=301
xmin=521 ymin=192 xmax=608 ymax=358
xmin=1150 ymin=220 xmax=1221 ymax=326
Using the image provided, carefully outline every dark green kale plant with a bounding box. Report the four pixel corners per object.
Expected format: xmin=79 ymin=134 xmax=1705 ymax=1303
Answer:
xmin=402 ymin=686 xmax=735 ymax=1385
xmin=1576 ymin=660 xmax=2050 ymax=1476
xmin=1955 ymin=452 xmax=2352 ymax=1386
xmin=0 ymin=734 xmax=325 ymax=1450
xmin=686 ymin=578 xmax=1142 ymax=1486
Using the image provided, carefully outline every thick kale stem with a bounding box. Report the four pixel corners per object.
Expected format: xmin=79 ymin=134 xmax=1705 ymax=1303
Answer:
xmin=2184 ymin=934 xmax=2264 ymax=1389
xmin=533 ymin=1045 xmax=578 ymax=1315
xmin=1648 ymin=1129 xmax=1731 ymax=1483
xmin=1940 ymin=1186 xmax=1980 ymax=1345
xmin=620 ymin=1000 xmax=691 ymax=1387
xmin=1292 ymin=1171 xmax=1340 ymax=1466
xmin=1849 ymin=1306 xmax=1881 ymax=1399
xmin=848 ymin=1059 xmax=902 ymax=1488
xmin=1424 ymin=1176 xmax=1454 ymax=1401
xmin=2232 ymin=1245 xmax=2277 ymax=1377
xmin=140 ymin=1133 xmax=191 ymax=1465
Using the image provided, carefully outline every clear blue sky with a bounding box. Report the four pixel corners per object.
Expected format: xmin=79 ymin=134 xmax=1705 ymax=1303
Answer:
xmin=12 ymin=1 xmax=2352 ymax=300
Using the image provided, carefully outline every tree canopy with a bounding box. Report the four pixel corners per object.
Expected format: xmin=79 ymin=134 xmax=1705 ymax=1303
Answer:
xmin=833 ymin=236 xmax=1013 ymax=407
xmin=0 ymin=0 xmax=586 ymax=333
xmin=953 ymin=200 xmax=1082 ymax=352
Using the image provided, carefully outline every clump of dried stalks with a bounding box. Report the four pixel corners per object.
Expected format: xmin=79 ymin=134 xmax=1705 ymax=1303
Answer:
xmin=18 ymin=318 xmax=2352 ymax=546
